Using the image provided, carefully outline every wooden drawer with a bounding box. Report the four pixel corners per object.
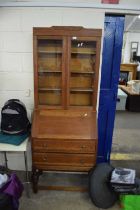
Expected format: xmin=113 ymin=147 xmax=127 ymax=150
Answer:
xmin=32 ymin=139 xmax=96 ymax=153
xmin=34 ymin=164 xmax=94 ymax=172
xmin=32 ymin=153 xmax=96 ymax=167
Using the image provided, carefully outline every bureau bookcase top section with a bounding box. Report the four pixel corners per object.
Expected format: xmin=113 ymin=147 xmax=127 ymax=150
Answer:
xmin=33 ymin=26 xmax=102 ymax=110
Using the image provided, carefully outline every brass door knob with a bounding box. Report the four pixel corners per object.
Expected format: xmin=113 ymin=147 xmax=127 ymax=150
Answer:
xmin=81 ymin=145 xmax=86 ymax=149
xmin=43 ymin=156 xmax=47 ymax=161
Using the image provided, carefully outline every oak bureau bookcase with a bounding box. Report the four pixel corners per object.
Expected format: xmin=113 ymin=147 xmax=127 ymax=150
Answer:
xmin=31 ymin=26 xmax=102 ymax=192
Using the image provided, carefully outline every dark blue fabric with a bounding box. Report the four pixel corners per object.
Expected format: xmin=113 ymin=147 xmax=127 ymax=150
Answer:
xmin=0 ymin=133 xmax=28 ymax=145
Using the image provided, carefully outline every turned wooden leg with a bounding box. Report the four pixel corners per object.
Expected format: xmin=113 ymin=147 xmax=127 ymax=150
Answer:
xmin=31 ymin=167 xmax=42 ymax=193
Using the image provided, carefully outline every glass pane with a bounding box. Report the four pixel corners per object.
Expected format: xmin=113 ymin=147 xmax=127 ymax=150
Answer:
xmin=38 ymin=39 xmax=62 ymax=72
xmin=70 ymin=39 xmax=96 ymax=106
xmin=70 ymin=74 xmax=93 ymax=89
xmin=37 ymin=38 xmax=63 ymax=106
xmin=39 ymin=90 xmax=61 ymax=106
xmin=39 ymin=72 xmax=61 ymax=89
xmin=70 ymin=40 xmax=96 ymax=73
xmin=70 ymin=92 xmax=93 ymax=106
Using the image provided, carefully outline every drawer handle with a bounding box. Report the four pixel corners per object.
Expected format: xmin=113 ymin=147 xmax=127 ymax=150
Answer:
xmin=81 ymin=145 xmax=86 ymax=149
xmin=43 ymin=156 xmax=47 ymax=161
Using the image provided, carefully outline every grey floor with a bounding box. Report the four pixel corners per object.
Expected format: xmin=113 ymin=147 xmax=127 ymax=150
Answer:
xmin=19 ymin=172 xmax=120 ymax=210
xmin=112 ymin=111 xmax=140 ymax=154
xmin=19 ymin=160 xmax=140 ymax=210
xmin=19 ymin=111 xmax=140 ymax=210
xmin=19 ymin=189 xmax=120 ymax=210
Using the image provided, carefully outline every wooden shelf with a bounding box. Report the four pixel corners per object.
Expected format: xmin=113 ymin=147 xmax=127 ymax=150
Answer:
xmin=71 ymin=48 xmax=96 ymax=55
xmin=39 ymin=51 xmax=96 ymax=55
xmin=38 ymin=70 xmax=62 ymax=73
xmin=70 ymin=88 xmax=93 ymax=92
xmin=71 ymin=52 xmax=96 ymax=55
xmin=38 ymin=50 xmax=62 ymax=54
xmin=71 ymin=71 xmax=95 ymax=74
xmin=39 ymin=88 xmax=61 ymax=92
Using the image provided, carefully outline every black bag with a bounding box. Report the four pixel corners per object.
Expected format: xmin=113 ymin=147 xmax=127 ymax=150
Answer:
xmin=1 ymin=99 xmax=31 ymax=135
xmin=0 ymin=193 xmax=12 ymax=210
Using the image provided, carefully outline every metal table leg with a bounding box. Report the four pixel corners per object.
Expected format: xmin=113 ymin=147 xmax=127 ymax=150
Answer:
xmin=4 ymin=152 xmax=8 ymax=169
xmin=24 ymin=151 xmax=29 ymax=183
xmin=24 ymin=151 xmax=30 ymax=197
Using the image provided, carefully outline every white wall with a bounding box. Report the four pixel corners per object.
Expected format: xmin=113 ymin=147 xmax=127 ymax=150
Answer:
xmin=0 ymin=7 xmax=104 ymax=170
xmin=1 ymin=0 xmax=140 ymax=14
xmin=123 ymin=32 xmax=140 ymax=63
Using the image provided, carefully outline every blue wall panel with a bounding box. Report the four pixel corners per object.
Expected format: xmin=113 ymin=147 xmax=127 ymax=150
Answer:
xmin=97 ymin=16 xmax=125 ymax=163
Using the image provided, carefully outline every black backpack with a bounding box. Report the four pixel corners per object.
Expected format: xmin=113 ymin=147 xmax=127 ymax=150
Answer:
xmin=1 ymin=99 xmax=31 ymax=135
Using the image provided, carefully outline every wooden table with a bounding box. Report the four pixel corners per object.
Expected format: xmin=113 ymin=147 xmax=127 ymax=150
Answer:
xmin=120 ymin=85 xmax=139 ymax=95
xmin=0 ymin=138 xmax=30 ymax=196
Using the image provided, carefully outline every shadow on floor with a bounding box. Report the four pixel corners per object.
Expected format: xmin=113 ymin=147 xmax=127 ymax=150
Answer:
xmin=18 ymin=169 xmax=122 ymax=210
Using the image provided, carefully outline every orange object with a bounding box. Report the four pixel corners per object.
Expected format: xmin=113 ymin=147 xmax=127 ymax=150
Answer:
xmin=102 ymin=0 xmax=119 ymax=4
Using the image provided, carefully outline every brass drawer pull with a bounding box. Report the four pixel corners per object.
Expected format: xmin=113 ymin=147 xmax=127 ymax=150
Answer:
xmin=43 ymin=143 xmax=47 ymax=147
xmin=43 ymin=156 xmax=47 ymax=161
xmin=81 ymin=145 xmax=86 ymax=149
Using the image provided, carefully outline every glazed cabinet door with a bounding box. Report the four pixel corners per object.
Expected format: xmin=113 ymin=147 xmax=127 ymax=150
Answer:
xmin=67 ymin=37 xmax=100 ymax=110
xmin=33 ymin=27 xmax=101 ymax=110
xmin=34 ymin=36 xmax=67 ymax=108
